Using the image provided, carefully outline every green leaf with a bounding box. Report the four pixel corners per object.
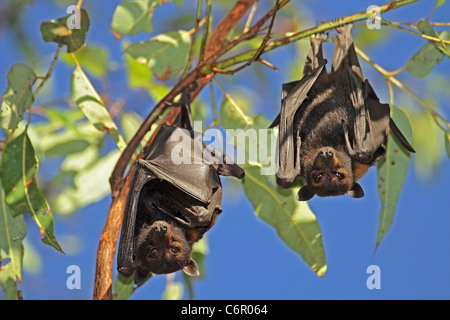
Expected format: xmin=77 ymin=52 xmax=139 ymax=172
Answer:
xmin=0 ymin=131 xmax=62 ymax=252
xmin=242 ymin=166 xmax=326 ymax=276
xmin=62 ymin=46 xmax=109 ymax=77
xmin=111 ymin=0 xmax=155 ymax=39
xmin=163 ymin=281 xmax=183 ymax=300
xmin=407 ymin=108 xmax=443 ymax=179
xmin=40 ymin=8 xmax=90 ymax=53
xmin=125 ymin=30 xmax=191 ymax=80
xmin=124 ymin=55 xmax=171 ymax=101
xmin=28 ymin=111 xmax=105 ymax=161
xmin=435 ymin=0 xmax=446 ymax=7
xmin=125 ymin=55 xmax=152 ymax=89
xmin=111 ymin=0 xmax=185 ymax=39
xmin=53 ymin=150 xmax=120 ymax=215
xmin=220 ymin=105 xmax=325 ymax=276
xmin=219 ymin=96 xmax=248 ymax=130
xmin=71 ymin=67 xmax=126 ymax=151
xmin=376 ymin=106 xmax=413 ymax=246
xmin=191 ymin=236 xmax=208 ymax=278
xmin=113 ymin=274 xmax=135 ymax=300
xmin=445 ymin=130 xmax=450 ymax=159
xmin=0 ymin=64 xmax=37 ymax=131
xmin=0 ymin=181 xmax=27 ymax=300
xmin=113 ymin=272 xmax=152 ymax=300
xmin=417 ymin=20 xmax=450 ymax=56
xmin=405 ymin=31 xmax=450 ymax=77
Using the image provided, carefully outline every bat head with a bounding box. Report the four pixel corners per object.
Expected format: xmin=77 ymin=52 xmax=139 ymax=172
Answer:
xmin=134 ymin=220 xmax=199 ymax=282
xmin=298 ymin=147 xmax=364 ymax=201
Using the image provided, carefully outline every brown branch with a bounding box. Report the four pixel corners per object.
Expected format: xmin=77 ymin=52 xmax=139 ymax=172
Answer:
xmin=209 ymin=0 xmax=280 ymax=75
xmin=204 ymin=0 xmax=257 ymax=60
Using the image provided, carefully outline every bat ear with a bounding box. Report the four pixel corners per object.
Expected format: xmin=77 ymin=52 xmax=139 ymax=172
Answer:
xmin=296 ymin=185 xmax=315 ymax=201
xmin=183 ymin=259 xmax=200 ymax=277
xmin=347 ymin=183 xmax=364 ymax=198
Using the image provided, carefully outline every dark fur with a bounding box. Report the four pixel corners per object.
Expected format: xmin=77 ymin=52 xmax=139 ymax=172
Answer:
xmin=132 ymin=179 xmax=219 ymax=281
xmin=117 ymin=84 xmax=244 ymax=281
xmin=271 ymin=25 xmax=414 ymax=201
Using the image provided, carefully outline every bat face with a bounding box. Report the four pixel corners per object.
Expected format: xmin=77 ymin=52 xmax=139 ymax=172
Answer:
xmin=134 ymin=220 xmax=195 ymax=281
xmin=301 ymin=147 xmax=354 ymax=198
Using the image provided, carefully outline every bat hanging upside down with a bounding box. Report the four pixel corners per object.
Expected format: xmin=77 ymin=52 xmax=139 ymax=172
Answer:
xmin=117 ymin=84 xmax=244 ymax=281
xmin=270 ymin=24 xmax=415 ymax=201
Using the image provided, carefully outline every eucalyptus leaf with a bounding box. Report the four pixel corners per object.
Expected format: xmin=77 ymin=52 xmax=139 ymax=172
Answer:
xmin=407 ymin=109 xmax=443 ymax=179
xmin=163 ymin=281 xmax=183 ymax=300
xmin=125 ymin=30 xmax=191 ymax=80
xmin=220 ymin=103 xmax=325 ymax=275
xmin=111 ymin=0 xmax=185 ymax=39
xmin=62 ymin=46 xmax=109 ymax=77
xmin=40 ymin=8 xmax=90 ymax=53
xmin=53 ymin=150 xmax=120 ymax=215
xmin=0 ymin=64 xmax=37 ymax=131
xmin=111 ymin=0 xmax=155 ymax=39
xmin=405 ymin=31 xmax=450 ymax=77
xmin=71 ymin=67 xmax=126 ymax=151
xmin=0 ymin=131 xmax=62 ymax=252
xmin=376 ymin=106 xmax=413 ymax=246
xmin=113 ymin=274 xmax=135 ymax=300
xmin=0 ymin=181 xmax=27 ymax=300
xmin=417 ymin=20 xmax=450 ymax=56
xmin=242 ymin=166 xmax=326 ymax=276
xmin=445 ymin=131 xmax=450 ymax=159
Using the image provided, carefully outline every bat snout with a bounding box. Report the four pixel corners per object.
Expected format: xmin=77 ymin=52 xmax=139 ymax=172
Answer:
xmin=153 ymin=221 xmax=168 ymax=234
xmin=318 ymin=148 xmax=333 ymax=158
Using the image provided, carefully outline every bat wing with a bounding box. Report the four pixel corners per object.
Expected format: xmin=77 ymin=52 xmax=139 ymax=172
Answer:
xmin=334 ymin=25 xmax=414 ymax=164
xmin=117 ymin=160 xmax=154 ymax=278
xmin=275 ymin=62 xmax=326 ymax=188
xmin=142 ymin=125 xmax=220 ymax=203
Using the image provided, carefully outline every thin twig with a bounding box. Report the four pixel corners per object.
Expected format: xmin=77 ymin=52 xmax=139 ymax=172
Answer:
xmin=198 ymin=0 xmax=213 ymax=63
xmin=355 ymin=46 xmax=450 ymax=132
xmin=213 ymin=77 xmax=251 ymax=126
xmin=243 ymin=0 xmax=258 ymax=33
xmin=181 ymin=0 xmax=203 ymax=79
xmin=212 ymin=0 xmax=280 ymax=75
xmin=257 ymin=58 xmax=279 ymax=71
xmin=379 ymin=17 xmax=450 ymax=45
xmin=213 ymin=0 xmax=419 ymax=72
xmin=34 ymin=45 xmax=62 ymax=97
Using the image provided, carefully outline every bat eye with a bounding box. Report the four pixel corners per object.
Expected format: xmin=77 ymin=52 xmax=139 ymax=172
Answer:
xmin=148 ymin=248 xmax=157 ymax=258
xmin=170 ymin=246 xmax=180 ymax=256
xmin=335 ymin=172 xmax=345 ymax=181
xmin=313 ymin=173 xmax=322 ymax=183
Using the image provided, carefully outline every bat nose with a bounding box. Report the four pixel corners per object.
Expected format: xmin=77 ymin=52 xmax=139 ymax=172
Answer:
xmin=153 ymin=222 xmax=167 ymax=233
xmin=319 ymin=149 xmax=333 ymax=158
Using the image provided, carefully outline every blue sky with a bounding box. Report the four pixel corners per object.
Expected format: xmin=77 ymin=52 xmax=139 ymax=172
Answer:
xmin=0 ymin=0 xmax=449 ymax=300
